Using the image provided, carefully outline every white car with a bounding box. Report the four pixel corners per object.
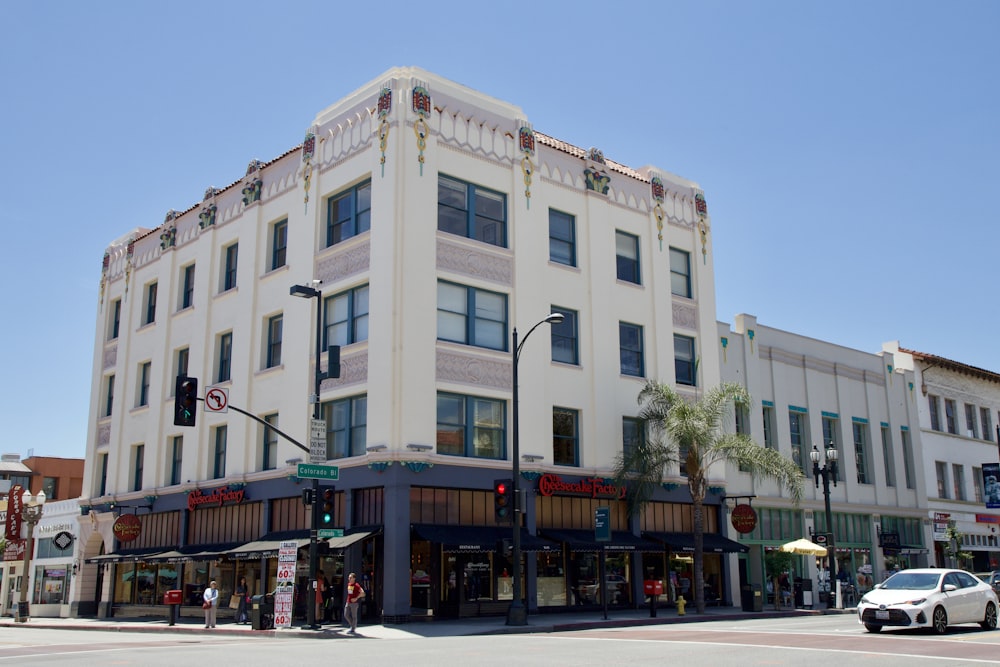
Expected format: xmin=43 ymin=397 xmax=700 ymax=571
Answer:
xmin=858 ymin=568 xmax=999 ymax=634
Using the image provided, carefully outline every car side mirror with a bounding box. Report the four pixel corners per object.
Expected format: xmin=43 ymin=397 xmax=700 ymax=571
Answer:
xmin=942 ymin=584 xmax=957 ymax=592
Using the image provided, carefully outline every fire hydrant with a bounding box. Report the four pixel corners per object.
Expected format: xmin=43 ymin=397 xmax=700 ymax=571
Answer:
xmin=676 ymin=596 xmax=687 ymax=616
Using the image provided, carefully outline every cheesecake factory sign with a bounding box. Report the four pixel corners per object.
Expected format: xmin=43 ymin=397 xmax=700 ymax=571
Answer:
xmin=536 ymin=474 xmax=627 ymax=500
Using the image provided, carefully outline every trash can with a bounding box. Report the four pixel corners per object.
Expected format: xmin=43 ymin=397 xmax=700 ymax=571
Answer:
xmin=251 ymin=594 xmax=274 ymax=630
xmin=796 ymin=578 xmax=813 ymax=608
xmin=741 ymin=584 xmax=763 ymax=612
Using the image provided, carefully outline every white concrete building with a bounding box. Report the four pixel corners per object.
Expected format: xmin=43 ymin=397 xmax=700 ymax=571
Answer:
xmin=77 ymin=67 xmax=726 ymax=621
xmin=720 ymin=315 xmax=928 ymax=608
xmin=886 ymin=344 xmax=1000 ymax=571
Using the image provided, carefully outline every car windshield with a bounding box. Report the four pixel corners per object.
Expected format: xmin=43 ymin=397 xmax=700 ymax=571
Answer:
xmin=881 ymin=572 xmax=941 ymax=590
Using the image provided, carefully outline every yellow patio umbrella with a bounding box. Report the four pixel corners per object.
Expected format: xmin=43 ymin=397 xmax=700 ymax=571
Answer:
xmin=780 ymin=538 xmax=829 ymax=556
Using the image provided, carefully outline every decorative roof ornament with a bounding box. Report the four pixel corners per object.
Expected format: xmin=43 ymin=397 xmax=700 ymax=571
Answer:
xmin=518 ymin=123 xmax=535 ymax=208
xmin=159 ymin=226 xmax=177 ymax=250
xmin=99 ymin=252 xmax=110 ymax=308
xmin=199 ymin=204 xmax=217 ymax=229
xmin=651 ymin=176 xmax=666 ymax=250
xmin=584 ymin=147 xmax=610 ymax=195
xmin=377 ymin=86 xmax=392 ymax=177
xmin=302 ymin=130 xmax=316 ymax=213
xmin=695 ymin=192 xmax=709 ymax=264
xmin=203 ymin=187 xmax=220 ymax=201
xmin=412 ymin=84 xmax=431 ymax=176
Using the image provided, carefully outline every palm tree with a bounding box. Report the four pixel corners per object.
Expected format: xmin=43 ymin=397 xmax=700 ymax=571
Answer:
xmin=614 ymin=380 xmax=804 ymax=614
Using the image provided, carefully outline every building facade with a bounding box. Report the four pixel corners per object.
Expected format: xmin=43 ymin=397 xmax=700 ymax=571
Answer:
xmin=720 ymin=315 xmax=929 ymax=608
xmin=76 ymin=67 xmax=730 ymax=622
xmin=886 ymin=344 xmax=1000 ymax=571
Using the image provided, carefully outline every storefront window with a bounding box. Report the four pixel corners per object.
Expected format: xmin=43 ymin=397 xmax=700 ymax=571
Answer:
xmin=411 ymin=540 xmax=431 ymax=608
xmin=113 ymin=563 xmax=135 ymax=604
xmin=536 ymin=552 xmax=566 ymax=607
xmin=34 ymin=566 xmax=68 ymax=604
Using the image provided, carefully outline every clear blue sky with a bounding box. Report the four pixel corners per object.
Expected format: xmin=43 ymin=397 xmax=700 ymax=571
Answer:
xmin=2 ymin=1 xmax=997 ymax=460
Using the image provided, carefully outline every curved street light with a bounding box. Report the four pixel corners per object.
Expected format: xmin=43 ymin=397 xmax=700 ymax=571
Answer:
xmin=507 ymin=312 xmax=564 ymax=626
xmin=810 ymin=443 xmax=839 ymax=608
xmin=16 ymin=489 xmax=46 ymax=623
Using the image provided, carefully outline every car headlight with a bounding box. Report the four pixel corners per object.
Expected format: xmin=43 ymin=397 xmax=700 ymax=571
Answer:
xmin=905 ymin=598 xmax=927 ymax=605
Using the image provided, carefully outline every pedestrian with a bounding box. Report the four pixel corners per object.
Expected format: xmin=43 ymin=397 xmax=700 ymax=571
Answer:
xmin=203 ymin=580 xmax=219 ymax=628
xmin=235 ymin=576 xmax=249 ymax=624
xmin=343 ymin=572 xmax=365 ymax=634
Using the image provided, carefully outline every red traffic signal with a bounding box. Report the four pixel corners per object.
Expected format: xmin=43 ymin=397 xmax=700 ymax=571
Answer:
xmin=494 ymin=479 xmax=513 ymax=522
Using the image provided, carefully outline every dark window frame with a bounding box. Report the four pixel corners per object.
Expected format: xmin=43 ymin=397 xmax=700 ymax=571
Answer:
xmin=437 ymin=174 xmax=507 ymax=247
xmin=326 ymin=180 xmax=372 ymax=247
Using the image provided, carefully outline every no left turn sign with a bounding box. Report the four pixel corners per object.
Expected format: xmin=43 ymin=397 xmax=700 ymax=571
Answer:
xmin=205 ymin=387 xmax=229 ymax=413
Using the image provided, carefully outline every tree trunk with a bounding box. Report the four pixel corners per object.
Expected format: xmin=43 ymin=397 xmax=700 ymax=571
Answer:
xmin=691 ymin=474 xmax=706 ymax=614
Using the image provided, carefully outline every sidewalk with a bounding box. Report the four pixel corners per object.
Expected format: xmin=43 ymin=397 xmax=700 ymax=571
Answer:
xmin=0 ymin=604 xmax=855 ymax=640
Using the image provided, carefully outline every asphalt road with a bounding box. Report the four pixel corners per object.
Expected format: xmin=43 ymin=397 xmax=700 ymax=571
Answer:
xmin=3 ymin=614 xmax=1000 ymax=666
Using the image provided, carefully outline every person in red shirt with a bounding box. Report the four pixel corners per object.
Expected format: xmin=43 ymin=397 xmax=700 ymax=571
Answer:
xmin=343 ymin=572 xmax=365 ymax=634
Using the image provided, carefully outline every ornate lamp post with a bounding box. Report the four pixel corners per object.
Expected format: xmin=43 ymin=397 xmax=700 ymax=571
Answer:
xmin=507 ymin=312 xmax=563 ymax=627
xmin=15 ymin=489 xmax=46 ymax=623
xmin=810 ymin=444 xmax=839 ymax=609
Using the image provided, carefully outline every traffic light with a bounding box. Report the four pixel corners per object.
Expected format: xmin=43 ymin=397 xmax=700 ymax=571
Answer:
xmin=494 ymin=479 xmax=513 ymax=522
xmin=320 ymin=487 xmax=336 ymax=527
xmin=173 ymin=376 xmax=198 ymax=427
xmin=302 ymin=488 xmax=315 ymax=506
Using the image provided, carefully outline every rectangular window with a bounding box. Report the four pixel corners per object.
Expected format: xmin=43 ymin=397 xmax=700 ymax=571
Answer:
xmin=270 ymin=219 xmax=288 ymax=271
xmin=674 ymin=334 xmax=696 ymax=386
xmin=553 ymin=408 xmax=579 ymax=467
xmin=437 ymin=175 xmax=507 ymax=247
xmin=619 ymin=322 xmax=644 ymax=377
xmin=853 ymin=420 xmax=870 ymax=484
xmin=944 ymin=399 xmax=957 ymax=434
xmin=132 ymin=444 xmax=144 ymax=492
xmin=901 ymin=428 xmax=915 ymax=489
xmin=104 ymin=374 xmax=115 ymax=418
xmin=615 ymin=231 xmax=640 ymax=284
xmin=324 ymin=284 xmax=370 ymax=348
xmin=549 ymin=209 xmax=576 ymax=266
xmin=936 ymin=461 xmax=949 ymax=498
xmin=437 ymin=281 xmax=507 ymax=351
xmin=822 ymin=416 xmax=841 ymax=465
xmin=170 ymin=436 xmax=183 ymax=486
xmin=436 ymin=392 xmax=505 ymax=460
xmin=669 ymin=247 xmax=692 ymax=298
xmin=266 ymin=314 xmax=283 ymax=368
xmin=213 ymin=425 xmax=227 ymax=479
xmin=881 ymin=426 xmax=895 ymax=487
xmin=98 ymin=453 xmax=108 ymax=496
xmin=974 ymin=466 xmax=984 ymax=503
xmin=262 ymin=413 xmax=279 ymax=471
xmin=762 ymin=406 xmax=776 ymax=450
xmin=788 ymin=412 xmax=806 ymax=470
xmin=735 ymin=403 xmax=749 ymax=435
xmin=175 ymin=347 xmax=189 ymax=382
xmin=223 ymin=243 xmax=238 ymax=291
xmin=622 ymin=417 xmax=645 ymax=468
xmin=137 ymin=361 xmax=151 ymax=407
xmin=217 ymin=332 xmax=233 ymax=383
xmin=550 ymin=306 xmax=578 ymax=365
xmin=143 ymin=282 xmax=157 ymax=325
xmin=953 ymin=463 xmax=966 ymax=501
xmin=964 ymin=404 xmax=979 ymax=438
xmin=928 ymin=394 xmax=941 ymax=431
xmin=109 ymin=298 xmax=121 ymax=340
xmin=180 ymin=264 xmax=195 ymax=309
xmin=322 ymin=395 xmax=368 ymax=459
xmin=41 ymin=476 xmax=57 ymax=499
xmin=982 ymin=407 xmax=994 ymax=442
xmin=326 ymin=181 xmax=371 ymax=247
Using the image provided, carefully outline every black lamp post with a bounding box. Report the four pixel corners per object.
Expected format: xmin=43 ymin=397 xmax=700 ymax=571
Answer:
xmin=810 ymin=443 xmax=839 ymax=608
xmin=507 ymin=312 xmax=563 ymax=627
xmin=15 ymin=489 xmax=46 ymax=623
xmin=290 ymin=281 xmax=324 ymax=629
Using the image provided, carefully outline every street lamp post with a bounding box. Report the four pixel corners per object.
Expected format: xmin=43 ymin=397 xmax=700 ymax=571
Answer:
xmin=810 ymin=443 xmax=839 ymax=609
xmin=507 ymin=312 xmax=564 ymax=627
xmin=290 ymin=282 xmax=324 ymax=630
xmin=15 ymin=489 xmax=46 ymax=623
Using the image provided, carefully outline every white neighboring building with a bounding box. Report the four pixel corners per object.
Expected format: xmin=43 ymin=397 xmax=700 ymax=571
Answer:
xmin=886 ymin=343 xmax=1000 ymax=571
xmin=77 ymin=66 xmax=725 ymax=621
xmin=720 ymin=315 xmax=928 ymax=607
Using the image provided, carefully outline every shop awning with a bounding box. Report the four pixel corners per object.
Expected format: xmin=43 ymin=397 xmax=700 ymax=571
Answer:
xmin=325 ymin=531 xmax=374 ymax=550
xmin=144 ymin=543 xmax=243 ymax=563
xmin=540 ymin=529 xmax=660 ymax=552
xmin=411 ymin=524 xmax=559 ymax=552
xmin=643 ymin=531 xmax=749 ymax=554
xmin=84 ymin=547 xmax=165 ymax=564
xmin=225 ymin=531 xmax=310 ymax=559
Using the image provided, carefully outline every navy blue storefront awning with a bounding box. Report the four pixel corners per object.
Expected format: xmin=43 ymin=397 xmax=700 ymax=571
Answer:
xmin=643 ymin=531 xmax=749 ymax=554
xmin=540 ymin=529 xmax=661 ymax=552
xmin=411 ymin=524 xmax=559 ymax=552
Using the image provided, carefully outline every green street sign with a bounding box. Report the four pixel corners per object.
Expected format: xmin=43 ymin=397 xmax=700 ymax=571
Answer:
xmin=297 ymin=463 xmax=340 ymax=480
xmin=318 ymin=529 xmax=344 ymax=539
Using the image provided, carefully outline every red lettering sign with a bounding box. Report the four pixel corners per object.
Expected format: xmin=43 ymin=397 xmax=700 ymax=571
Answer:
xmin=5 ymin=485 xmax=23 ymax=541
xmin=730 ymin=503 xmax=758 ymax=534
xmin=536 ymin=474 xmax=626 ymax=500
xmin=3 ymin=539 xmax=25 ymax=562
xmin=187 ymin=486 xmax=246 ymax=511
xmin=112 ymin=514 xmax=142 ymax=543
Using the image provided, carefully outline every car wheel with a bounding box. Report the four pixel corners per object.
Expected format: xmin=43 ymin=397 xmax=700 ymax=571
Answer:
xmin=864 ymin=623 xmax=883 ymax=633
xmin=932 ymin=606 xmax=948 ymax=634
xmin=981 ymin=602 xmax=998 ymax=630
